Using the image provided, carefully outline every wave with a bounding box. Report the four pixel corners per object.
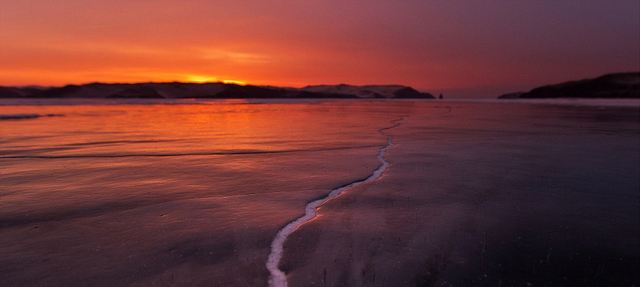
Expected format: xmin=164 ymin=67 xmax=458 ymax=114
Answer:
xmin=0 ymin=114 xmax=41 ymax=120
xmin=0 ymin=113 xmax=64 ymax=120
xmin=0 ymin=145 xmax=381 ymax=159
xmin=266 ymin=117 xmax=404 ymax=287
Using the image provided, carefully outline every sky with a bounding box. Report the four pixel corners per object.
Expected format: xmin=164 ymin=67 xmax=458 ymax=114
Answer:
xmin=0 ymin=0 xmax=639 ymax=98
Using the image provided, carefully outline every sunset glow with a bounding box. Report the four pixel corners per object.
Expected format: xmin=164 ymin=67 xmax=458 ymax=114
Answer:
xmin=0 ymin=0 xmax=638 ymax=97
xmin=183 ymin=75 xmax=246 ymax=85
xmin=1 ymin=2 xmax=639 ymax=284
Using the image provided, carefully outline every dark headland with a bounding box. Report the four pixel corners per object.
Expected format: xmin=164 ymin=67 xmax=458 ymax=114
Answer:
xmin=0 ymin=83 xmax=434 ymax=99
xmin=499 ymin=72 xmax=640 ymax=99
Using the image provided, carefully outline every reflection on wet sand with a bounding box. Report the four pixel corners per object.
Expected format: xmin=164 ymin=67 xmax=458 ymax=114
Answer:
xmin=0 ymin=100 xmax=638 ymax=286
xmin=0 ymin=101 xmax=408 ymax=286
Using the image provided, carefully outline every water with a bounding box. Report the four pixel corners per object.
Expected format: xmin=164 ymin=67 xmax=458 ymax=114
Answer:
xmin=1 ymin=99 xmax=638 ymax=286
xmin=267 ymin=118 xmax=400 ymax=287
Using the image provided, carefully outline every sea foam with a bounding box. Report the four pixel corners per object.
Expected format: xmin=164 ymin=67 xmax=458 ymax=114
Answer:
xmin=265 ymin=117 xmax=403 ymax=287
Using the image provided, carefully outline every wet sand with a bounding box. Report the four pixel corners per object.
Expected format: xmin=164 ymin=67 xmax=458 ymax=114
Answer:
xmin=281 ymin=103 xmax=640 ymax=286
xmin=0 ymin=101 xmax=406 ymax=286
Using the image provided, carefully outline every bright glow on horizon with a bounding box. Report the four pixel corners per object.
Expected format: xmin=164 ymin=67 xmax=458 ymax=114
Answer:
xmin=183 ymin=75 xmax=247 ymax=85
xmin=220 ymin=79 xmax=247 ymax=85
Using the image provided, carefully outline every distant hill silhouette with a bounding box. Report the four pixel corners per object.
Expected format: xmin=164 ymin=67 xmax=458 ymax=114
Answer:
xmin=0 ymin=82 xmax=435 ymax=99
xmin=302 ymin=84 xmax=434 ymax=98
xmin=499 ymin=72 xmax=640 ymax=99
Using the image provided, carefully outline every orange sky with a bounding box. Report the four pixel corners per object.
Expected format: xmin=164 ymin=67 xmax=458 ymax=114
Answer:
xmin=1 ymin=0 xmax=639 ymax=97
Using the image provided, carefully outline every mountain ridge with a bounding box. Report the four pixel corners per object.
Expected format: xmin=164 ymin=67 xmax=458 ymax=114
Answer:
xmin=0 ymin=82 xmax=435 ymax=99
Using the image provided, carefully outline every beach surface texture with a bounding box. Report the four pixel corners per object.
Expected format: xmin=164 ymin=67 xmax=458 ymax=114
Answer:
xmin=1 ymin=99 xmax=638 ymax=286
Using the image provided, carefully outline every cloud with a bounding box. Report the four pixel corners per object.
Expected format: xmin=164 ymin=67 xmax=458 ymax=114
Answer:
xmin=198 ymin=49 xmax=272 ymax=64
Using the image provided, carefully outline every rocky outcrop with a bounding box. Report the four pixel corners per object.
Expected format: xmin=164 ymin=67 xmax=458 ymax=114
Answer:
xmin=392 ymin=87 xmax=434 ymax=98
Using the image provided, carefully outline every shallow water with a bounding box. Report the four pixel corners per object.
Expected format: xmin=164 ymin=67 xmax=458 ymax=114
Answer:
xmin=0 ymin=99 xmax=638 ymax=286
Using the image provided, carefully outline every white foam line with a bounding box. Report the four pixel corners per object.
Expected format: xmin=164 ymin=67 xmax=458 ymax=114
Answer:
xmin=266 ymin=118 xmax=403 ymax=287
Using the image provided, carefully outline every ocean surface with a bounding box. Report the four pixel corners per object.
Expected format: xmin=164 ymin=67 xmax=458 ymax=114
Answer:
xmin=1 ymin=99 xmax=638 ymax=286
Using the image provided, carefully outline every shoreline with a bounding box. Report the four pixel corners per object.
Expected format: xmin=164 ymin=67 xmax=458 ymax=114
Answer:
xmin=267 ymin=118 xmax=402 ymax=287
